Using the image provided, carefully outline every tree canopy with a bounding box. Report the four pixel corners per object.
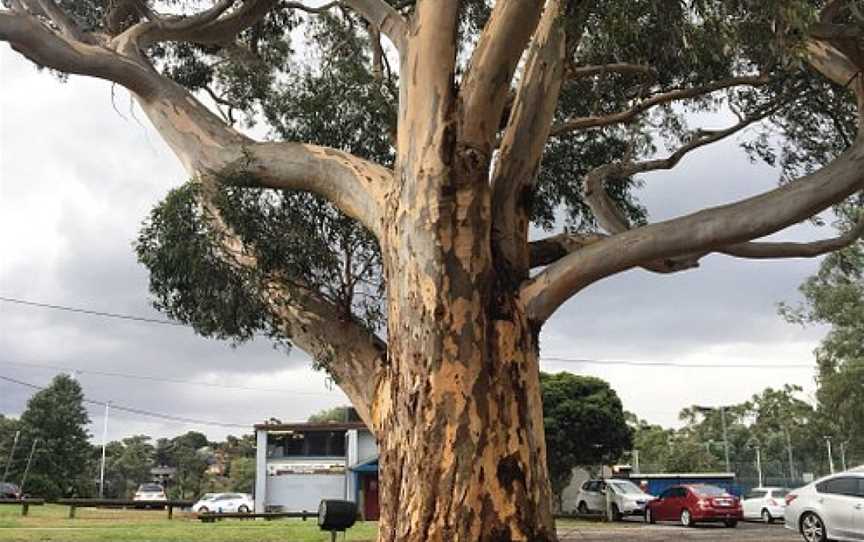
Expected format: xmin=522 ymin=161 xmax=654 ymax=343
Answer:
xmin=3 ymin=0 xmax=864 ymax=539
xmin=540 ymin=372 xmax=631 ymax=507
xmin=14 ymin=375 xmax=92 ymax=499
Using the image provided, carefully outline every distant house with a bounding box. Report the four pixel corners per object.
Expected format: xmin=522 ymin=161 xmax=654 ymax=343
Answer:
xmin=149 ymin=466 xmax=176 ymax=484
xmin=254 ymin=421 xmax=379 ymax=519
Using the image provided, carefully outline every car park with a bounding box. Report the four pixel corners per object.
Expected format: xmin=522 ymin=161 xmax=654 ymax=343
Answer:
xmin=191 ymin=492 xmax=254 ymax=514
xmin=133 ymin=483 xmax=167 ymax=502
xmin=742 ymin=486 xmax=789 ymax=523
xmin=575 ymin=479 xmax=654 ymax=520
xmin=784 ymin=471 xmax=864 ymax=542
xmin=645 ymin=484 xmax=742 ymax=527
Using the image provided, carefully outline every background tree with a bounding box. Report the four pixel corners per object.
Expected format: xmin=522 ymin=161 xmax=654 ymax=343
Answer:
xmin=3 ymin=1 xmax=864 ymax=539
xmin=784 ymin=207 xmax=864 ymax=467
xmin=307 ymin=406 xmax=359 ymax=423
xmin=227 ymin=457 xmax=255 ymax=493
xmin=101 ymin=435 xmax=156 ymax=498
xmin=15 ymin=375 xmax=93 ymax=498
xmin=540 ymin=372 xmax=631 ymax=511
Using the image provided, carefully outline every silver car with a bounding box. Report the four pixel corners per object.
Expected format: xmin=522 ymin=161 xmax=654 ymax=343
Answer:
xmin=784 ymin=472 xmax=864 ymax=542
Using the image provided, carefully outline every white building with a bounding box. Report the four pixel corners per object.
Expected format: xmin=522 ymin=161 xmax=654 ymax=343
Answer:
xmin=254 ymin=421 xmax=379 ymax=519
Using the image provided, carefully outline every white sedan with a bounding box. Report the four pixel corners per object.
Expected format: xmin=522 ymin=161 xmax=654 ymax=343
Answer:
xmin=742 ymin=486 xmax=789 ymax=523
xmin=192 ymin=493 xmax=254 ymax=514
xmin=785 ymin=472 xmax=864 ymax=542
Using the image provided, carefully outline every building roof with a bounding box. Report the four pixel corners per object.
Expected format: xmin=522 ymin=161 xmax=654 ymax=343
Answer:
xmin=254 ymin=421 xmax=368 ymax=432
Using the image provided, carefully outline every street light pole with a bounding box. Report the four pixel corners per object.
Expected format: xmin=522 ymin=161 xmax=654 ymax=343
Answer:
xmin=840 ymin=442 xmax=848 ymax=472
xmin=824 ymin=436 xmax=835 ymax=474
xmin=720 ymin=407 xmax=731 ymax=473
xmin=695 ymin=405 xmax=732 ymax=473
xmin=99 ymin=401 xmax=111 ymax=498
xmin=784 ymin=427 xmax=796 ymax=481
xmin=755 ymin=446 xmax=763 ymax=488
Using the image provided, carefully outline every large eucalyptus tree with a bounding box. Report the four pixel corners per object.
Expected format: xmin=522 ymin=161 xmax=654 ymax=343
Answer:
xmin=3 ymin=0 xmax=864 ymax=540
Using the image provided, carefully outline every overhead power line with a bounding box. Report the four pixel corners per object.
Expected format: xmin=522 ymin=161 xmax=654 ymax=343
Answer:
xmin=0 ymin=296 xmax=183 ymax=326
xmin=1 ymin=295 xmax=816 ymax=371
xmin=540 ymin=356 xmax=814 ymax=370
xmin=0 ymin=360 xmax=341 ymax=396
xmin=0 ymin=374 xmax=251 ymax=429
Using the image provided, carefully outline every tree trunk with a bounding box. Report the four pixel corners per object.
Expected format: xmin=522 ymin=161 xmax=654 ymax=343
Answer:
xmin=372 ymin=162 xmax=557 ymax=541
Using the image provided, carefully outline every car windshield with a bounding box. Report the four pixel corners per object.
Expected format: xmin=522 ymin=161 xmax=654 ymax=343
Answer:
xmin=199 ymin=493 xmax=217 ymax=501
xmin=692 ymin=485 xmax=729 ymax=496
xmin=609 ymin=481 xmax=644 ymax=494
xmin=139 ymin=484 xmax=163 ymax=492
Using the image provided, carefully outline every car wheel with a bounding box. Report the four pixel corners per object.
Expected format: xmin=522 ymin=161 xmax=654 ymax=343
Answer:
xmin=761 ymin=508 xmax=773 ymax=524
xmin=198 ymin=506 xmax=209 ymax=514
xmin=577 ymin=501 xmax=589 ymax=514
xmin=645 ymin=508 xmax=656 ymax=524
xmin=238 ymin=505 xmax=250 ymax=514
xmin=680 ymin=508 xmax=694 ymax=528
xmin=724 ymin=519 xmax=738 ymax=528
xmin=800 ymin=513 xmax=827 ymax=542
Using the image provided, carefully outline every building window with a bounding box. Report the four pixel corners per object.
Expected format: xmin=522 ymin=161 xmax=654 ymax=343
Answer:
xmin=267 ymin=430 xmax=347 ymax=458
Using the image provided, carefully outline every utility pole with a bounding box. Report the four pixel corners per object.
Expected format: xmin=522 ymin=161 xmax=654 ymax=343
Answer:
xmin=746 ymin=437 xmax=763 ymax=488
xmin=99 ymin=401 xmax=111 ymax=498
xmin=755 ymin=445 xmax=763 ymax=488
xmin=720 ymin=407 xmax=731 ymax=473
xmin=824 ymin=436 xmax=835 ymax=474
xmin=694 ymin=405 xmax=731 ymax=473
xmin=1 ymin=431 xmax=20 ymax=483
xmin=632 ymin=450 xmax=640 ymax=474
xmin=839 ymin=441 xmax=848 ymax=472
xmin=19 ymin=438 xmax=38 ymax=491
xmin=784 ymin=427 xmax=796 ymax=481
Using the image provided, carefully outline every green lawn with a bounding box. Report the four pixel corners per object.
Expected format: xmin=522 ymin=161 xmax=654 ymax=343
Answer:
xmin=0 ymin=504 xmax=378 ymax=542
xmin=0 ymin=504 xmax=605 ymax=541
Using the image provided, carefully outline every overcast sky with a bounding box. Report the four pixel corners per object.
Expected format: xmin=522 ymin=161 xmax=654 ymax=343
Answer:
xmin=0 ymin=45 xmax=832 ymax=444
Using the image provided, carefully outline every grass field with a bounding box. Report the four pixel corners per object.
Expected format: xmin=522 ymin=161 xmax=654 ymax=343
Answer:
xmin=0 ymin=504 xmax=603 ymax=541
xmin=0 ymin=504 xmax=378 ymax=542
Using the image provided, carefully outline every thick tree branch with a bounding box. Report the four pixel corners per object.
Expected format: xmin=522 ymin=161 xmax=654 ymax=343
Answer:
xmin=720 ymin=216 xmax=864 ymax=259
xmin=116 ymin=0 xmax=407 ymax=54
xmin=0 ymin=10 xmax=160 ymax=98
xmin=395 ymin=0 xmax=458 ymax=181
xmin=528 ymin=232 xmax=704 ymax=274
xmin=114 ymin=0 xmax=277 ymax=47
xmin=584 ymin=108 xmax=774 ymax=236
xmin=490 ymin=0 xmax=568 ymax=282
xmin=135 ymin=78 xmax=391 ymax=238
xmin=22 ymin=0 xmax=93 ymax=43
xmin=550 ymin=75 xmax=769 ymax=135
xmin=198 ymin=180 xmax=387 ymax=430
xmin=342 ymin=0 xmax=407 ymax=53
xmin=522 ymin=143 xmax=864 ymax=323
xmin=458 ymin=0 xmax=544 ymax=152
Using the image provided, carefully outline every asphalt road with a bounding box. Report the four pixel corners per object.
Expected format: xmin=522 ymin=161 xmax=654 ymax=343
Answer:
xmin=558 ymin=521 xmax=800 ymax=541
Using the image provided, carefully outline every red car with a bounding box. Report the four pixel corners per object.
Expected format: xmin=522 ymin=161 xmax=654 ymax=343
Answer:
xmin=645 ymin=484 xmax=742 ymax=528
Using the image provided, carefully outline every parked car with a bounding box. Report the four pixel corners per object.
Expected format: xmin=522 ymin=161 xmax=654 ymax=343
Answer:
xmin=742 ymin=486 xmax=789 ymax=523
xmin=0 ymin=483 xmax=21 ymax=499
xmin=575 ymin=479 xmax=654 ymax=520
xmin=133 ymin=483 xmax=167 ymax=502
xmin=192 ymin=493 xmax=254 ymax=514
xmin=645 ymin=484 xmax=741 ymax=527
xmin=784 ymin=471 xmax=864 ymax=542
